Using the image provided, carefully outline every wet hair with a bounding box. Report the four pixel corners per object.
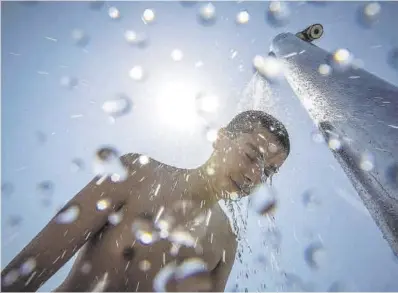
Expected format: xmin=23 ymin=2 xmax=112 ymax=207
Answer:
xmin=225 ymin=110 xmax=290 ymax=155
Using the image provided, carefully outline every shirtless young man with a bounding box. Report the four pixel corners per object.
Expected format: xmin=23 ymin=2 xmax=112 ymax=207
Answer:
xmin=1 ymin=110 xmax=290 ymax=292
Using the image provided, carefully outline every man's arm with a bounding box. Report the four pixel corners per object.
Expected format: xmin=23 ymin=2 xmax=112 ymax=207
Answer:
xmin=1 ymin=153 xmax=139 ymax=292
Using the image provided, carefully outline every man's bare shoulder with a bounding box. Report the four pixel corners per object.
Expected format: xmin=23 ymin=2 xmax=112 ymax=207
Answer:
xmin=120 ymin=153 xmax=176 ymax=171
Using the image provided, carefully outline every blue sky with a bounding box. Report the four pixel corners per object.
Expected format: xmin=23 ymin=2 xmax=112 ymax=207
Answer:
xmin=2 ymin=1 xmax=398 ymax=291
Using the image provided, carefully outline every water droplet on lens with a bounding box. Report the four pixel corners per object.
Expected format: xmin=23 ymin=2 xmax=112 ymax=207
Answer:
xmin=35 ymin=131 xmax=47 ymax=144
xmin=253 ymin=55 xmax=283 ymax=82
xmin=37 ymin=181 xmax=54 ymax=197
xmin=206 ymin=166 xmax=215 ymax=175
xmin=205 ymin=127 xmax=218 ymax=142
xmin=55 ymin=206 xmax=80 ymax=224
xmin=169 ymin=228 xmax=196 ymax=248
xmin=302 ymin=190 xmax=321 ymax=209
xmin=318 ymin=64 xmax=332 ymax=76
xmin=236 ymin=10 xmax=250 ymax=24
xmin=329 ymin=48 xmax=353 ymax=72
xmin=124 ymin=30 xmax=148 ymax=48
xmin=132 ymin=215 xmax=159 ymax=245
xmin=3 ymin=270 xmax=20 ymax=287
xmin=357 ymin=2 xmax=381 ymax=28
xmin=72 ymin=29 xmax=90 ymax=47
xmin=142 ymin=9 xmax=155 ymax=24
xmin=139 ymin=155 xmax=150 ymax=165
xmin=266 ymin=1 xmax=290 ymax=27
xmin=250 ymin=185 xmax=277 ymax=216
xmin=359 ymin=152 xmax=375 ymax=171
xmin=7 ymin=215 xmax=23 ymax=227
xmin=71 ymin=158 xmax=84 ymax=172
xmin=108 ymin=6 xmax=120 ymax=19
xmin=387 ymin=48 xmax=398 ymax=71
xmin=60 ymin=76 xmax=78 ymax=89
xmin=198 ymin=3 xmax=216 ymax=26
xmin=129 ymin=66 xmax=145 ymax=81
xmin=89 ymin=1 xmax=104 ymax=10
xmin=96 ymin=198 xmax=111 ymax=211
xmin=171 ymin=49 xmax=184 ymax=61
xmin=328 ymin=138 xmax=341 ymax=151
xmin=139 ymin=259 xmax=151 ymax=272
xmin=122 ymin=247 xmax=135 ymax=260
xmin=96 ymin=147 xmax=118 ymax=162
xmin=94 ymin=147 xmax=127 ymax=181
xmin=102 ymin=94 xmax=132 ymax=117
xmin=108 ymin=211 xmax=123 ymax=225
xmin=196 ymin=92 xmax=219 ymax=116
xmin=304 ymin=242 xmax=326 ymax=269
xmin=20 ymin=258 xmax=36 ymax=276
xmin=153 ymin=263 xmax=176 ymax=292
xmin=174 ymin=258 xmax=212 ymax=292
xmin=2 ymin=182 xmax=14 ymax=197
xmin=80 ymin=261 xmax=92 ymax=274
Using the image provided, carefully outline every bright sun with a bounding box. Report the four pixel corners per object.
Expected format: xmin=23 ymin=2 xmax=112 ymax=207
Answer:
xmin=155 ymin=80 xmax=201 ymax=131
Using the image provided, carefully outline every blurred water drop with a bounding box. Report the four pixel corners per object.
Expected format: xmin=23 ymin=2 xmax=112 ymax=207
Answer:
xmin=357 ymin=2 xmax=381 ymax=28
xmin=80 ymin=262 xmax=92 ymax=274
xmin=96 ymin=198 xmax=111 ymax=211
xmin=94 ymin=147 xmax=127 ymax=181
xmin=311 ymin=130 xmax=325 ymax=143
xmin=60 ymin=76 xmax=78 ymax=89
xmin=359 ymin=152 xmax=375 ymax=171
xmin=174 ymin=258 xmax=212 ymax=292
xmin=386 ymin=163 xmax=398 ymax=188
xmin=139 ymin=155 xmax=150 ymax=165
xmin=132 ymin=215 xmax=159 ymax=245
xmin=196 ymin=92 xmax=219 ymax=116
xmin=236 ymin=10 xmax=250 ymax=24
xmin=72 ymin=29 xmax=90 ymax=48
xmin=129 ymin=66 xmax=145 ymax=81
xmin=142 ymin=9 xmax=156 ymax=24
xmin=205 ymin=127 xmax=218 ymax=142
xmin=329 ymin=48 xmax=353 ymax=72
xmin=37 ymin=181 xmax=54 ymax=198
xmin=7 ymin=215 xmax=23 ymax=227
xmin=195 ymin=60 xmax=204 ymax=68
xmin=3 ymin=270 xmax=19 ymax=287
xmin=169 ymin=228 xmax=196 ymax=248
xmin=124 ymin=30 xmax=148 ymax=48
xmin=282 ymin=272 xmax=308 ymax=291
xmin=20 ymin=258 xmax=36 ymax=276
xmin=328 ymin=281 xmax=346 ymax=292
xmin=198 ymin=3 xmax=216 ymax=26
xmin=230 ymin=49 xmax=238 ymax=59
xmin=139 ymin=260 xmax=151 ymax=272
xmin=2 ymin=182 xmax=14 ymax=197
xmin=304 ymin=242 xmax=326 ymax=269
xmin=171 ymin=49 xmax=184 ymax=61
xmin=71 ymin=158 xmax=84 ymax=172
xmin=180 ymin=1 xmax=197 ymax=7
xmin=35 ymin=131 xmax=47 ymax=144
xmin=328 ymin=138 xmax=342 ymax=151
xmin=108 ymin=211 xmax=123 ymax=225
xmin=250 ymin=185 xmax=277 ymax=216
xmin=318 ymin=64 xmax=332 ymax=76
xmin=266 ymin=1 xmax=290 ymax=27
xmin=387 ymin=48 xmax=398 ymax=71
xmin=302 ymin=190 xmax=321 ymax=208
xmin=153 ymin=263 xmax=176 ymax=292
xmin=89 ymin=1 xmax=104 ymax=10
xmin=102 ymin=94 xmax=132 ymax=117
xmin=55 ymin=206 xmax=80 ymax=224
xmin=108 ymin=6 xmax=120 ymax=19
xmin=252 ymin=55 xmax=283 ymax=83
xmin=206 ymin=166 xmax=215 ymax=176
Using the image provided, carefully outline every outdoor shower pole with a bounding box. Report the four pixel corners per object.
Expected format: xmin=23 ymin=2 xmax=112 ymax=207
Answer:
xmin=270 ymin=26 xmax=398 ymax=255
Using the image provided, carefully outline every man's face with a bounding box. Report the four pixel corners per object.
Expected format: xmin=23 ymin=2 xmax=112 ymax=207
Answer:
xmin=210 ymin=126 xmax=288 ymax=197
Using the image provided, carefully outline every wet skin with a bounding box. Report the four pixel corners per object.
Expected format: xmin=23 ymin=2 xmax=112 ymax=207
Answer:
xmin=1 ymin=125 xmax=288 ymax=292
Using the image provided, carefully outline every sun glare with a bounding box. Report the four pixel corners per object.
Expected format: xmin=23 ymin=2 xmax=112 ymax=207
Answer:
xmin=155 ymin=80 xmax=201 ymax=131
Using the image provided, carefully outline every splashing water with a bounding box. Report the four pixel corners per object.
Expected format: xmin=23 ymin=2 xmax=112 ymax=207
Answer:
xmin=132 ymin=215 xmax=160 ymax=245
xmin=70 ymin=158 xmax=84 ymax=172
xmin=142 ymin=9 xmax=156 ymax=24
xmin=236 ymin=10 xmax=250 ymax=24
xmin=174 ymin=258 xmax=212 ymax=292
xmin=96 ymin=198 xmax=111 ymax=211
xmin=20 ymin=258 xmax=36 ymax=276
xmin=198 ymin=3 xmax=216 ymax=26
xmin=71 ymin=29 xmax=89 ymax=48
xmin=357 ymin=2 xmax=381 ymax=28
xmin=266 ymin=1 xmax=290 ymax=27
xmin=108 ymin=6 xmax=120 ymax=19
xmin=108 ymin=211 xmax=123 ymax=225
